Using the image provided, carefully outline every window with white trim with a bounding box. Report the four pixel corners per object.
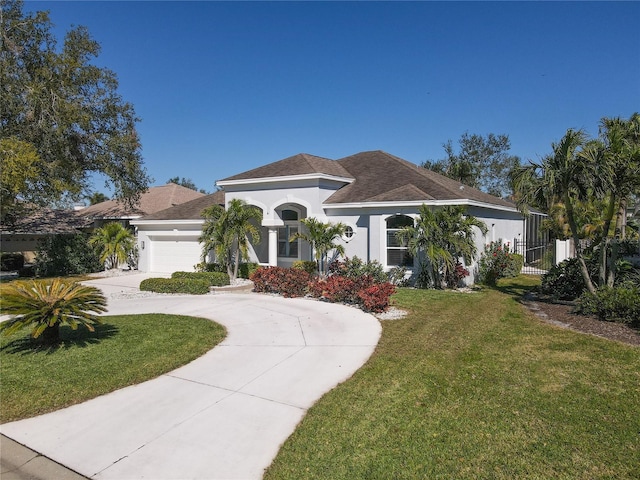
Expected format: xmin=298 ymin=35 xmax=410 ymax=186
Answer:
xmin=386 ymin=215 xmax=413 ymax=266
xmin=278 ymin=209 xmax=299 ymax=258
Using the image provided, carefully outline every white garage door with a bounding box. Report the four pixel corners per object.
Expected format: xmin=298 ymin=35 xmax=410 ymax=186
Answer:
xmin=149 ymin=236 xmax=202 ymax=273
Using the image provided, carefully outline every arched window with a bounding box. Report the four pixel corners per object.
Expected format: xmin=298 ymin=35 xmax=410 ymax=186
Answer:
xmin=386 ymin=215 xmax=413 ymax=266
xmin=278 ymin=209 xmax=299 ymax=258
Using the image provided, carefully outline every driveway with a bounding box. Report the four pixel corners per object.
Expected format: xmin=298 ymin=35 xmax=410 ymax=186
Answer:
xmin=0 ymin=274 xmax=381 ymax=479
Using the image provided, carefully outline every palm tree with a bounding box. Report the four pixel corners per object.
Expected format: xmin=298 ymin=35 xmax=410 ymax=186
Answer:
xmin=397 ymin=205 xmax=487 ymax=288
xmin=0 ymin=279 xmax=107 ymax=343
xmin=89 ymin=222 xmax=135 ymax=270
xmin=511 ymin=128 xmax=597 ymax=293
xmin=200 ymin=199 xmax=262 ymax=281
xmin=291 ymin=218 xmax=346 ymax=277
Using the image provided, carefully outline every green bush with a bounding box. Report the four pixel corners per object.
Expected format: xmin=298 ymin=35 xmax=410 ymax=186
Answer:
xmin=576 ymin=284 xmax=640 ymax=327
xmin=292 ymin=260 xmax=317 ymax=275
xmin=139 ymin=278 xmax=210 ymax=295
xmin=540 ymin=257 xmax=598 ymax=300
xmin=35 ymin=234 xmax=102 ymax=277
xmin=1 ymin=253 xmax=24 ymax=271
xmin=238 ymin=262 xmax=259 ymax=279
xmin=477 ymin=241 xmax=520 ymax=286
xmin=507 ymin=254 xmax=524 ymax=277
xmin=329 ymin=256 xmax=388 ymax=284
xmin=195 ymin=262 xmax=258 ymax=279
xmin=171 ymin=271 xmax=230 ymax=286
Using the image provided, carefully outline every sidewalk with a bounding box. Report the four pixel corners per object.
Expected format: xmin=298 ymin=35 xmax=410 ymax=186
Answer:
xmin=1 ymin=274 xmax=381 ymax=479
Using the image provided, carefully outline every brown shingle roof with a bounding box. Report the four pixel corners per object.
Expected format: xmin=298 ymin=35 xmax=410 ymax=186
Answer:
xmin=325 ymin=151 xmax=516 ymax=208
xmin=139 ymin=190 xmax=225 ymax=221
xmin=77 ymin=183 xmax=205 ymax=220
xmin=221 ymin=153 xmax=352 ymax=181
xmin=1 ymin=208 xmax=90 ymax=234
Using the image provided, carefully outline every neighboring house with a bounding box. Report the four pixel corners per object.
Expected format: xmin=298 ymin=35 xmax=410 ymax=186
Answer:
xmin=133 ymin=151 xmax=527 ymax=280
xmin=0 ymin=183 xmax=205 ymax=263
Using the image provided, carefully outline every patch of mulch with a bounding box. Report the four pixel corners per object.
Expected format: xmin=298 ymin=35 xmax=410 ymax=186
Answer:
xmin=521 ymin=293 xmax=640 ymax=347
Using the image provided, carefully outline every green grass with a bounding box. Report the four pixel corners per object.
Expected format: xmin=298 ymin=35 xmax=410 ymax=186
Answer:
xmin=0 ymin=314 xmax=225 ymax=423
xmin=265 ymin=276 xmax=640 ymax=480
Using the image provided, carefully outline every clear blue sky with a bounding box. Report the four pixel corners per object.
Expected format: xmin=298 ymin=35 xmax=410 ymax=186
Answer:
xmin=27 ymin=1 xmax=640 ymax=195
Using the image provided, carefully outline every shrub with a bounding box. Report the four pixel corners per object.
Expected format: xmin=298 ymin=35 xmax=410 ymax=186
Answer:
xmin=507 ymin=254 xmax=524 ymax=277
xmin=35 ymin=234 xmax=102 ymax=277
xmin=387 ymin=266 xmax=410 ymax=286
xmin=171 ymin=271 xmax=230 ymax=286
xmin=576 ymin=284 xmax=640 ymax=327
xmin=477 ymin=241 xmax=520 ymax=286
xmin=139 ymin=278 xmax=210 ymax=295
xmin=541 ymin=258 xmax=591 ymax=300
xmin=1 ymin=253 xmax=24 ymax=271
xmin=329 ymin=256 xmax=388 ymax=284
xmin=0 ymin=279 xmax=107 ymax=342
xmin=250 ymin=267 xmax=311 ymax=298
xmin=356 ymin=283 xmax=397 ymax=313
xmin=195 ymin=262 xmax=226 ymax=273
xmin=238 ymin=262 xmax=259 ymax=279
xmin=444 ymin=262 xmax=470 ymax=289
xmin=292 ymin=260 xmax=318 ymax=275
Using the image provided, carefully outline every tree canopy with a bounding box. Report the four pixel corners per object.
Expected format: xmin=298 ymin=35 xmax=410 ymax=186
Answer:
xmin=166 ymin=176 xmax=208 ymax=194
xmin=423 ymin=132 xmax=520 ymax=198
xmin=0 ymin=0 xmax=150 ymax=220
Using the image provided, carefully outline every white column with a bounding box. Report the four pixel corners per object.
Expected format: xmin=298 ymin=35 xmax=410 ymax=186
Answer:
xmin=268 ymin=228 xmax=278 ymax=266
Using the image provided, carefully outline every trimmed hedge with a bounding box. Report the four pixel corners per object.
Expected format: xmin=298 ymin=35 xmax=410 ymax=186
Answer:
xmin=172 ymin=271 xmax=230 ymax=286
xmin=195 ymin=262 xmax=259 ymax=279
xmin=139 ymin=278 xmax=210 ymax=295
xmin=1 ymin=253 xmax=25 ymax=272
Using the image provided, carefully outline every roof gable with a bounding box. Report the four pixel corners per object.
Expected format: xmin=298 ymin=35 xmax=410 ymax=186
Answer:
xmin=220 ymin=153 xmax=352 ymax=181
xmin=139 ymin=190 xmax=225 ymax=221
xmin=77 ymin=183 xmax=205 ymax=219
xmin=325 ymin=150 xmax=515 ymax=209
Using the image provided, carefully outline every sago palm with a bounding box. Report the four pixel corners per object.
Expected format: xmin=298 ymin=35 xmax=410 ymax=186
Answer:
xmin=89 ymin=222 xmax=135 ymax=270
xmin=0 ymin=279 xmax=108 ymax=343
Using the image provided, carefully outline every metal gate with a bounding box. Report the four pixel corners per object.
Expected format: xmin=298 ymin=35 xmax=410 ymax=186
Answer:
xmin=513 ymin=238 xmax=555 ymax=274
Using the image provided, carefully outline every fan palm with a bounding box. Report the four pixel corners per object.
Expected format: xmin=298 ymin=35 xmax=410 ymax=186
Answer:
xmin=0 ymin=279 xmax=107 ymax=343
xmin=291 ymin=218 xmax=346 ymax=277
xmin=89 ymin=222 xmax=135 ymax=270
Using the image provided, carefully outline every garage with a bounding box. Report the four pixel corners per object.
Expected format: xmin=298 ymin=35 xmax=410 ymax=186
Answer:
xmin=149 ymin=236 xmax=202 ymax=273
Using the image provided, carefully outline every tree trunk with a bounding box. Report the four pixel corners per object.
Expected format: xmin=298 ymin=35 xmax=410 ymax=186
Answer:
xmin=37 ymin=323 xmax=60 ymax=344
xmin=599 ymin=193 xmax=617 ymax=287
xmin=616 ymin=198 xmax=627 ymax=240
xmin=564 ymin=193 xmax=597 ymax=294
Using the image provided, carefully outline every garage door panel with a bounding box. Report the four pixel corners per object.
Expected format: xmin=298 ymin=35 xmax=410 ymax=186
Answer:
xmin=150 ymin=236 xmax=202 ymax=273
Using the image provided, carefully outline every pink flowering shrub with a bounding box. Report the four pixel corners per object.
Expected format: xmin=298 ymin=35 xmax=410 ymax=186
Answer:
xmin=477 ymin=240 xmax=520 ymax=286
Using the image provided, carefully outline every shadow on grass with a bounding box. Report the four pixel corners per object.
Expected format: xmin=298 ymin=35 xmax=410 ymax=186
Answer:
xmin=0 ymin=323 xmax=119 ymax=355
xmin=491 ymin=275 xmax=541 ymax=302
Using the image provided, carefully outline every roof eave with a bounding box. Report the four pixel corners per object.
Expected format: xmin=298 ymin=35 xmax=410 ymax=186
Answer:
xmin=131 ymin=219 xmax=206 ymax=226
xmin=323 ymin=199 xmax=521 ymax=213
xmin=217 ymin=173 xmax=354 ymax=187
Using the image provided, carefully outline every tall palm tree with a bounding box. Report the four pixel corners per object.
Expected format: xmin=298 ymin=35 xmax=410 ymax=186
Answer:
xmin=200 ymin=199 xmax=262 ymax=281
xmin=0 ymin=279 xmax=107 ymax=343
xmin=89 ymin=222 xmax=135 ymax=270
xmin=397 ymin=205 xmax=487 ymax=288
xmin=511 ymin=128 xmax=596 ymax=293
xmin=291 ymin=218 xmax=346 ymax=277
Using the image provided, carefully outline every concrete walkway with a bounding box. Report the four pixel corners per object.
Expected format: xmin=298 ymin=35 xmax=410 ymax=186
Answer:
xmin=1 ymin=274 xmax=381 ymax=479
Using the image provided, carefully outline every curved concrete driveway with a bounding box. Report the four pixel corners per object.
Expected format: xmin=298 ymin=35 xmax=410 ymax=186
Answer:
xmin=1 ymin=275 xmax=381 ymax=479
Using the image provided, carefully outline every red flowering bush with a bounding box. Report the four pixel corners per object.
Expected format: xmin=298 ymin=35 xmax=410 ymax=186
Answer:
xmin=356 ymin=283 xmax=397 ymax=312
xmin=250 ymin=266 xmax=311 ymax=297
xmin=477 ymin=240 xmax=519 ymax=286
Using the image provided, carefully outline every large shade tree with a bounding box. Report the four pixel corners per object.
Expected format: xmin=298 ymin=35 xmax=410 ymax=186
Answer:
xmin=396 ymin=205 xmax=487 ymax=288
xmin=200 ymin=199 xmax=262 ymax=281
xmin=0 ymin=0 xmax=150 ymax=221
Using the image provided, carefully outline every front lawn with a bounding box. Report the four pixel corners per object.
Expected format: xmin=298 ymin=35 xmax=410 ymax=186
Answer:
xmin=0 ymin=314 xmax=225 ymax=423
xmin=265 ymin=276 xmax=640 ymax=479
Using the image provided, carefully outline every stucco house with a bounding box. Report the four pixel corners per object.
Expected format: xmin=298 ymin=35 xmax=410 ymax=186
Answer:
xmin=133 ymin=151 xmax=526 ymax=280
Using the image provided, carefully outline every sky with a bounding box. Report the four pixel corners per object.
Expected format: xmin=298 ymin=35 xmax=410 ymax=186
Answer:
xmin=25 ymin=1 xmax=640 ymax=195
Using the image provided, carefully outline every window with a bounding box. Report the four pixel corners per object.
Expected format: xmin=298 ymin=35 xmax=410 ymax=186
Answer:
xmin=386 ymin=215 xmax=413 ymax=266
xmin=343 ymin=225 xmax=355 ymax=241
xmin=278 ymin=209 xmax=299 ymax=258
